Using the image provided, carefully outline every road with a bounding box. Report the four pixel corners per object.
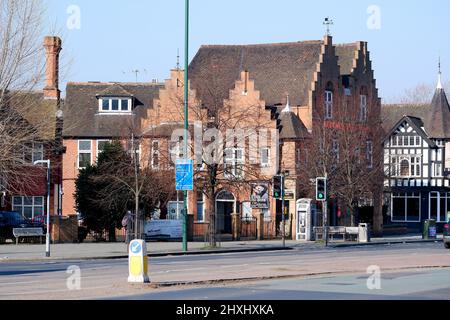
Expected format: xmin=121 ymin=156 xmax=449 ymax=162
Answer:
xmin=0 ymin=242 xmax=449 ymax=300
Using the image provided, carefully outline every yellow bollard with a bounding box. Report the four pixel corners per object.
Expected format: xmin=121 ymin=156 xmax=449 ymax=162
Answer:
xmin=128 ymin=239 xmax=150 ymax=283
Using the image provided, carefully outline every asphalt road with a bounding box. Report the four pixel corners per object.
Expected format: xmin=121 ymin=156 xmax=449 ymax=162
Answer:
xmin=0 ymin=242 xmax=449 ymax=300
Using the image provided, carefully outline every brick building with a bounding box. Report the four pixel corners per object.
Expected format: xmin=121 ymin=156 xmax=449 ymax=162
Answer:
xmin=61 ymin=35 xmax=383 ymax=239
xmin=0 ymin=36 xmax=64 ymax=220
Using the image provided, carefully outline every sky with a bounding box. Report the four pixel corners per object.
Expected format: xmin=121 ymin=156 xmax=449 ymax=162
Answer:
xmin=44 ymin=0 xmax=450 ymax=103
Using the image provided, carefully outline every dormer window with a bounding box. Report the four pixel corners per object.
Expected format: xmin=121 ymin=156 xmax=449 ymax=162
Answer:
xmin=99 ymin=97 xmax=132 ymax=113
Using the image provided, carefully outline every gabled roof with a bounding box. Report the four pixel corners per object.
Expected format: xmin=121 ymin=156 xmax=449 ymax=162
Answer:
xmin=424 ymin=86 xmax=450 ymax=138
xmin=63 ymin=82 xmax=163 ymax=138
xmin=381 ymin=104 xmax=430 ymax=133
xmin=96 ymin=84 xmax=134 ymax=97
xmin=383 ymin=115 xmax=436 ymax=148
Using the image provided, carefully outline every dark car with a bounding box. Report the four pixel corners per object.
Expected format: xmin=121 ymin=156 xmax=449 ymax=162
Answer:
xmin=0 ymin=211 xmax=44 ymax=243
xmin=444 ymin=221 xmax=450 ymax=249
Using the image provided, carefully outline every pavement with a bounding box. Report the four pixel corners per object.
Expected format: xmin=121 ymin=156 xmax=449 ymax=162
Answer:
xmin=0 ymin=233 xmax=444 ymax=262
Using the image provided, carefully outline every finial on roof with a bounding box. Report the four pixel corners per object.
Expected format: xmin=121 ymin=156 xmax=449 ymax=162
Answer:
xmin=282 ymin=95 xmax=291 ymax=113
xmin=437 ymin=57 xmax=443 ymax=89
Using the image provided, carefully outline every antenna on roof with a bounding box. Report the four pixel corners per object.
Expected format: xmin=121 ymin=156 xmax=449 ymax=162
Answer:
xmin=176 ymin=48 xmax=180 ymax=70
xmin=323 ymin=17 xmax=334 ymax=36
xmin=122 ymin=69 xmax=148 ymax=83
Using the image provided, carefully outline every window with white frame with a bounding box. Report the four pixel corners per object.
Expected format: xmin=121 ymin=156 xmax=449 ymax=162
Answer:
xmin=99 ymin=98 xmax=132 ymax=113
xmin=169 ymin=139 xmax=183 ymax=167
xmin=224 ymin=148 xmax=244 ymax=179
xmin=12 ymin=196 xmax=44 ymax=219
xmin=78 ymin=140 xmax=92 ymax=169
xmin=432 ymin=162 xmax=443 ymax=177
xmin=196 ymin=190 xmax=205 ymax=222
xmin=391 ymin=135 xmax=421 ymax=147
xmin=325 ymin=91 xmax=333 ymax=120
xmin=260 ymin=147 xmax=270 ymax=167
xmin=16 ymin=142 xmax=44 ymax=164
xmin=151 ymin=141 xmax=160 ymax=169
xmin=391 ymin=155 xmax=421 ymax=177
xmin=429 ymin=192 xmax=450 ymax=222
xmin=359 ymin=95 xmax=368 ymax=122
xmin=366 ymin=140 xmax=373 ymax=168
xmin=96 ymin=140 xmax=110 ymax=160
xmin=391 ymin=192 xmax=421 ymax=222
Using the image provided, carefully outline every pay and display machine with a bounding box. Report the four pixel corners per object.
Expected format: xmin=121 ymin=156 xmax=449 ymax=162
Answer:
xmin=296 ymin=199 xmax=316 ymax=241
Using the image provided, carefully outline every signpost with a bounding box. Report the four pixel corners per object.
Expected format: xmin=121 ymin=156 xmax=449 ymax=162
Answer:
xmin=176 ymin=159 xmax=194 ymax=191
xmin=176 ymin=159 xmax=193 ymax=252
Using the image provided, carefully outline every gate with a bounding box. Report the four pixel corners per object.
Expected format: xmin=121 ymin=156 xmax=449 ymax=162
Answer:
xmin=240 ymin=216 xmax=257 ymax=240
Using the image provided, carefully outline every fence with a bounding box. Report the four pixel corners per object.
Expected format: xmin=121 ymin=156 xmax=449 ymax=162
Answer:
xmin=240 ymin=216 xmax=257 ymax=240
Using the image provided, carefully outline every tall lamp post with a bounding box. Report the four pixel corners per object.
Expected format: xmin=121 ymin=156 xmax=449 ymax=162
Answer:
xmin=34 ymin=160 xmax=51 ymax=257
xmin=182 ymin=0 xmax=190 ymax=253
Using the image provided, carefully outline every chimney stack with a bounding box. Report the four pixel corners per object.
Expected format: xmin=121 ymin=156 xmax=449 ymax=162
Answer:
xmin=43 ymin=36 xmax=62 ymax=100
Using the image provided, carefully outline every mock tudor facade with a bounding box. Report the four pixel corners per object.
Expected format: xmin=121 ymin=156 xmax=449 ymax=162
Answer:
xmin=61 ymin=35 xmax=382 ymax=238
xmin=382 ymin=72 xmax=450 ymax=231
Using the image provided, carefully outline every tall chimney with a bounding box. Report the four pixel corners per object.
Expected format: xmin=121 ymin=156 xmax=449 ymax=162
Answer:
xmin=43 ymin=36 xmax=62 ymax=100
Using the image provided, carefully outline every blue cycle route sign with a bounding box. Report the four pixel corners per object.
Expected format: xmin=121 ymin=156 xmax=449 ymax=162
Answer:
xmin=130 ymin=241 xmax=142 ymax=254
xmin=175 ymin=159 xmax=194 ymax=191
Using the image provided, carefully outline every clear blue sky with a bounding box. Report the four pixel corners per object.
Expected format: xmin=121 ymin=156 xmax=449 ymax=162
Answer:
xmin=45 ymin=0 xmax=449 ymax=102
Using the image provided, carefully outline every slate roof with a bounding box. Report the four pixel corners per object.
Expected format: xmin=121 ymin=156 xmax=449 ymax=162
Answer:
xmin=189 ymin=41 xmax=323 ymax=108
xmin=382 ymin=86 xmax=450 ymax=139
xmin=381 ymin=104 xmax=430 ymax=133
xmin=63 ymin=82 xmax=163 ymax=138
xmin=278 ymin=110 xmax=310 ymax=140
xmin=189 ymin=40 xmax=360 ymax=109
xmin=424 ymin=87 xmax=450 ymax=138
xmin=6 ymin=91 xmax=58 ymax=140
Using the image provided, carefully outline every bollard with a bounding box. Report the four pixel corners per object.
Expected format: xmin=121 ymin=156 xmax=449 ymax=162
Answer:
xmin=128 ymin=239 xmax=150 ymax=283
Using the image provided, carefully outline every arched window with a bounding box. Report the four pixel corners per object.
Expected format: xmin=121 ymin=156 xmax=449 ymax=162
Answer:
xmin=400 ymin=159 xmax=410 ymax=176
xmin=324 ymin=82 xmax=334 ymax=120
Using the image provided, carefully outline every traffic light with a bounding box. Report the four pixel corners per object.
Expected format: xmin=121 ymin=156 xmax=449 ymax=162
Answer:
xmin=272 ymin=175 xmax=282 ymax=199
xmin=316 ymin=177 xmax=327 ymax=201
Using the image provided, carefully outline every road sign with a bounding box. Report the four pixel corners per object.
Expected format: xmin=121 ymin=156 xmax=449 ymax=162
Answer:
xmin=175 ymin=159 xmax=194 ymax=191
xmin=128 ymin=239 xmax=150 ymax=283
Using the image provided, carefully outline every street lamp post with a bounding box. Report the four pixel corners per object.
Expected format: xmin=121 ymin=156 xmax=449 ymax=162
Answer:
xmin=34 ymin=160 xmax=51 ymax=257
xmin=182 ymin=0 xmax=189 ymax=253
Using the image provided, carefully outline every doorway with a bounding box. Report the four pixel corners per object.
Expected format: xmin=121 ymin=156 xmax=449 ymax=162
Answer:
xmin=215 ymin=191 xmax=236 ymax=234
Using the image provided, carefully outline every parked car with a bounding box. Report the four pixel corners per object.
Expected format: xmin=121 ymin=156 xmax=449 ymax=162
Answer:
xmin=0 ymin=211 xmax=44 ymax=243
xmin=444 ymin=221 xmax=450 ymax=249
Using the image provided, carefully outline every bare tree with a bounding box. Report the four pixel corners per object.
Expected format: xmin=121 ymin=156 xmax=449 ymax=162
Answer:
xmin=0 ymin=0 xmax=51 ymax=195
xmin=159 ymin=71 xmax=277 ymax=247
xmin=299 ymin=97 xmax=384 ymax=229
